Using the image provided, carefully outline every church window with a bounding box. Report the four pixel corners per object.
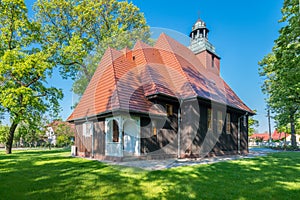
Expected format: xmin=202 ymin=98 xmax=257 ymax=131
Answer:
xmin=226 ymin=113 xmax=231 ymax=134
xmin=83 ymin=122 xmax=93 ymax=137
xmin=112 ymin=120 xmax=119 ymax=142
xmin=208 ymin=108 xmax=212 ymax=130
xmin=217 ymin=110 xmax=223 ymax=133
xmin=166 ymin=104 xmax=173 ymax=116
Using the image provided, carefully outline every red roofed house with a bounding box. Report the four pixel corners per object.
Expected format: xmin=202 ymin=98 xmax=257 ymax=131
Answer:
xmin=68 ymin=18 xmax=254 ymax=160
xmin=249 ymin=133 xmax=270 ymax=142
xmin=250 ymin=130 xmax=291 ymax=142
xmin=46 ymin=120 xmax=75 ymax=146
xmin=272 ymin=129 xmax=290 ymax=141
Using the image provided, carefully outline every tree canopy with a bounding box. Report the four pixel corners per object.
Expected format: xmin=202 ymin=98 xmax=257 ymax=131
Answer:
xmin=248 ymin=110 xmax=259 ymax=135
xmin=0 ymin=125 xmax=9 ymax=144
xmin=34 ymin=0 xmax=151 ymax=97
xmin=259 ymin=0 xmax=299 ymax=147
xmin=0 ymin=0 xmax=63 ymax=154
xmin=0 ymin=0 xmax=150 ymax=153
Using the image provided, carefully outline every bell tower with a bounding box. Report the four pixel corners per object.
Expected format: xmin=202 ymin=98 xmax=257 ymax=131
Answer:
xmin=188 ymin=17 xmax=221 ymax=75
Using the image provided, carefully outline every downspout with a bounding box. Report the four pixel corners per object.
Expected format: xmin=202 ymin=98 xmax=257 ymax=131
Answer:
xmin=91 ymin=123 xmax=94 ymax=158
xmin=238 ymin=118 xmax=241 ymax=155
xmin=177 ymin=100 xmax=182 ymax=158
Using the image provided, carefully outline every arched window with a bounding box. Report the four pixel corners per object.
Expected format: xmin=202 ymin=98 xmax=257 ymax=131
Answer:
xmin=112 ymin=120 xmax=119 ymax=142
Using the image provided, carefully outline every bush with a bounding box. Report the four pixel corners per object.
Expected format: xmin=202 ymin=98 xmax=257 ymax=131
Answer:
xmin=271 ymin=145 xmax=299 ymax=151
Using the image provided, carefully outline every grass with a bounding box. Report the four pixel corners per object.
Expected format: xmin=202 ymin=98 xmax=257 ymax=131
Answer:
xmin=0 ymin=149 xmax=300 ymax=200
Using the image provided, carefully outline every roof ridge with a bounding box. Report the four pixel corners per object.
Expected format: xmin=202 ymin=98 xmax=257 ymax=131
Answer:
xmin=122 ymin=47 xmax=131 ymax=52
xmin=133 ymin=40 xmax=152 ymax=50
xmin=144 ymin=64 xmax=159 ymax=95
xmin=173 ymin=53 xmax=198 ymax=98
xmin=108 ymin=48 xmax=121 ymax=110
xmin=66 ymin=48 xmax=116 ymax=120
xmin=133 ymin=41 xmax=153 ymax=64
xmin=157 ymin=33 xmax=197 ymax=98
xmin=132 ymin=41 xmax=161 ymax=97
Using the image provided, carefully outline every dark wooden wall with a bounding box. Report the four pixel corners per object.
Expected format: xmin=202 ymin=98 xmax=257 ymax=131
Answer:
xmin=140 ymin=109 xmax=178 ymax=157
xmin=140 ymin=98 xmax=249 ymax=158
xmin=240 ymin=116 xmax=249 ymax=154
xmin=74 ymin=123 xmax=92 ymax=157
xmin=74 ymin=120 xmax=105 ymax=158
xmin=93 ymin=120 xmax=106 ymax=156
xmin=73 ymin=99 xmax=249 ymax=159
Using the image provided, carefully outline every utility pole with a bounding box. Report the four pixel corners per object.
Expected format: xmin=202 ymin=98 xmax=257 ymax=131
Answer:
xmin=267 ymin=108 xmax=272 ymax=144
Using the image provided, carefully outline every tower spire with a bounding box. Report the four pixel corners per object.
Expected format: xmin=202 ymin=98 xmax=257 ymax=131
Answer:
xmin=188 ymin=15 xmax=221 ymax=76
xmin=188 ymin=16 xmax=217 ymax=55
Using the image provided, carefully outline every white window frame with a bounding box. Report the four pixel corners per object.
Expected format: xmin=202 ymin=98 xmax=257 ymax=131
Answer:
xmin=83 ymin=122 xmax=93 ymax=137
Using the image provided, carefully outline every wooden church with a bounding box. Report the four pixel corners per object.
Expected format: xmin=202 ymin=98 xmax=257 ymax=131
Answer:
xmin=68 ymin=17 xmax=253 ymax=161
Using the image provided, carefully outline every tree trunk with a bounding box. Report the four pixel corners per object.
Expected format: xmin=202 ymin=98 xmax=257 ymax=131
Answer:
xmin=290 ymin=114 xmax=297 ymax=148
xmin=5 ymin=120 xmax=19 ymax=154
xmin=81 ymin=64 xmax=92 ymax=82
xmin=284 ymin=131 xmax=287 ymax=150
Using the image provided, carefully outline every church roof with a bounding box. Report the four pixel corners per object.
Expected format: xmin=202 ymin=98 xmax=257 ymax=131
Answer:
xmin=68 ymin=33 xmax=252 ymax=121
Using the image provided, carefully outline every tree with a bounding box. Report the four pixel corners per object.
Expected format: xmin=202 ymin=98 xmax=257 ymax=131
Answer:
xmin=259 ymin=0 xmax=299 ymax=147
xmin=0 ymin=0 xmax=63 ymax=154
xmin=53 ymin=122 xmax=75 ymax=147
xmin=277 ymin=118 xmax=300 ymax=135
xmin=248 ymin=110 xmax=259 ymax=135
xmin=0 ymin=125 xmax=9 ymax=144
xmin=17 ymin=119 xmax=45 ymax=147
xmin=34 ymin=0 xmax=151 ymax=97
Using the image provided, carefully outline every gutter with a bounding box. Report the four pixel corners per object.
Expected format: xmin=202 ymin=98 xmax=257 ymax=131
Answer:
xmin=177 ymin=99 xmax=183 ymax=158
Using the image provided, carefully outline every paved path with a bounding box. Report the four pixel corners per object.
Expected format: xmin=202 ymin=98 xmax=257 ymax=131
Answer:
xmin=103 ymin=148 xmax=282 ymax=170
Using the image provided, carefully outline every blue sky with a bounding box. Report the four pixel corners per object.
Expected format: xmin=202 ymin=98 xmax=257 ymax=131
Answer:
xmin=19 ymin=0 xmax=283 ymax=133
xmin=128 ymin=0 xmax=284 ymax=133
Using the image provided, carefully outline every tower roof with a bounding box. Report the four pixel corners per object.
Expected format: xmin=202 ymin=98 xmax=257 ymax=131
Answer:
xmin=192 ymin=18 xmax=207 ymax=30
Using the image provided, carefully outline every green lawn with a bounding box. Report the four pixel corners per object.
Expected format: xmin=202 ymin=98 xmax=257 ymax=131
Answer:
xmin=0 ymin=149 xmax=299 ymax=200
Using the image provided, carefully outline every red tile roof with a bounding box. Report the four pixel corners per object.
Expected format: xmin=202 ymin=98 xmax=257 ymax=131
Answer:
xmin=47 ymin=120 xmax=75 ymax=133
xmin=272 ymin=129 xmax=290 ymax=140
xmin=68 ymin=33 xmax=253 ymax=121
xmin=250 ymin=133 xmax=270 ymax=141
xmin=250 ymin=130 xmax=290 ymax=141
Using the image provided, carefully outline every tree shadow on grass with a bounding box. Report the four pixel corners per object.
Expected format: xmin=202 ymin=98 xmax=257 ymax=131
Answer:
xmin=1 ymin=151 xmax=299 ymax=199
xmin=0 ymin=150 xmax=149 ymax=200
xmin=12 ymin=148 xmax=69 ymax=155
xmin=143 ymin=152 xmax=300 ymax=199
